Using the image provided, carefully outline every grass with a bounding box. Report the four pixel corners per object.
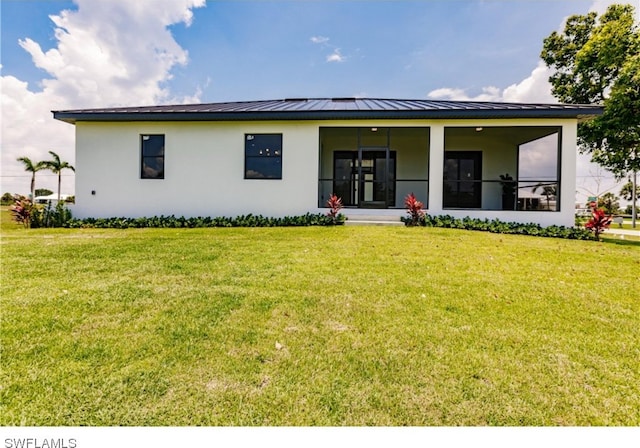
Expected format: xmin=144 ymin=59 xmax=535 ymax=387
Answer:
xmin=1 ymin=209 xmax=639 ymax=426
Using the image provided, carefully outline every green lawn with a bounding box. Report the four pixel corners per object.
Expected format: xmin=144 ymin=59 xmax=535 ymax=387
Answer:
xmin=1 ymin=212 xmax=639 ymax=425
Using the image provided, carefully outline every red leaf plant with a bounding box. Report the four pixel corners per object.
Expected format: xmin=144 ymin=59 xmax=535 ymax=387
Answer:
xmin=10 ymin=195 xmax=33 ymax=228
xmin=584 ymin=206 xmax=612 ymax=241
xmin=404 ymin=192 xmax=425 ymax=226
xmin=326 ymin=194 xmax=344 ymax=224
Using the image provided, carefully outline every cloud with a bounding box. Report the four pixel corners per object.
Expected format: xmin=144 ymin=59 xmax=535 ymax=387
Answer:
xmin=427 ymin=86 xmax=502 ymax=102
xmin=310 ymin=35 xmax=346 ymax=63
xmin=427 ymin=62 xmax=555 ymax=103
xmin=1 ymin=0 xmax=205 ymax=195
xmin=326 ymin=49 xmax=345 ymax=63
xmin=310 ymin=36 xmax=329 ymax=44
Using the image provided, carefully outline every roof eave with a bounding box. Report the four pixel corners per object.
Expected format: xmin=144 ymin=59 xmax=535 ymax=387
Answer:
xmin=53 ymin=108 xmax=603 ymax=124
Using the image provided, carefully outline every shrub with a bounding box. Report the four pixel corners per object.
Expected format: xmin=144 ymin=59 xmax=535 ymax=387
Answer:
xmin=325 ymin=194 xmax=345 ymax=225
xmin=10 ymin=195 xmax=33 ymax=228
xmin=64 ymin=212 xmax=343 ymax=229
xmin=584 ymin=207 xmax=612 ymax=241
xmin=402 ymin=212 xmax=593 ymax=240
xmin=10 ymin=197 xmax=72 ymax=229
xmin=404 ymin=193 xmax=426 ymax=226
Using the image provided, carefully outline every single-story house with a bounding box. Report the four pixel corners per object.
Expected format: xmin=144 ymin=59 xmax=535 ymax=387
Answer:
xmin=34 ymin=193 xmax=71 ymax=204
xmin=53 ymin=98 xmax=602 ymax=227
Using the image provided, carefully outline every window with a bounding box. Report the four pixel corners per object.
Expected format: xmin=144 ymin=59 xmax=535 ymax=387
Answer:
xmin=245 ymin=134 xmax=282 ymax=179
xmin=141 ymin=134 xmax=165 ymax=179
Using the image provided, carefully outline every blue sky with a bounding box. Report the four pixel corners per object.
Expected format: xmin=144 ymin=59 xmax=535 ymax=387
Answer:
xmin=1 ymin=0 xmax=595 ymax=101
xmin=0 ymin=0 xmax=628 ymax=201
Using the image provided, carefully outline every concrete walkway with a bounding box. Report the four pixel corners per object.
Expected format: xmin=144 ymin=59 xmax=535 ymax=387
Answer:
xmin=606 ymin=227 xmax=640 ymax=237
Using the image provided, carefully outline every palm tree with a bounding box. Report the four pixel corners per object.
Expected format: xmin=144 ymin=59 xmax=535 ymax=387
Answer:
xmin=43 ymin=151 xmax=75 ymax=201
xmin=532 ymin=183 xmax=557 ymax=210
xmin=16 ymin=156 xmax=45 ymax=200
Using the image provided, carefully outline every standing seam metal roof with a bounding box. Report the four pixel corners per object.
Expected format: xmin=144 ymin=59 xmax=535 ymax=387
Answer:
xmin=52 ymin=98 xmax=603 ymax=124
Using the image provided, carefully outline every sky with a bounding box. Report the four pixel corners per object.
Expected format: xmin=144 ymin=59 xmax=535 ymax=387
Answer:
xmin=0 ymin=0 xmax=634 ymax=205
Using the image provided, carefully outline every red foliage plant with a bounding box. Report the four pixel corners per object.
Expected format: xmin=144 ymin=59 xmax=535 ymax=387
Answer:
xmin=10 ymin=195 xmax=33 ymax=228
xmin=584 ymin=206 xmax=612 ymax=241
xmin=404 ymin=192 xmax=425 ymax=226
xmin=326 ymin=194 xmax=343 ymax=223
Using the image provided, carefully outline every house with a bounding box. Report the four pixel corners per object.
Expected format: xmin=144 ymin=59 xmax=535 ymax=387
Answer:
xmin=34 ymin=193 xmax=71 ymax=204
xmin=53 ymin=98 xmax=602 ymax=227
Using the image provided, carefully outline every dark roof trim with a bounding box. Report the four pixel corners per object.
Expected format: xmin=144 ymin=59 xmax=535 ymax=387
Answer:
xmin=53 ymin=98 xmax=603 ymax=124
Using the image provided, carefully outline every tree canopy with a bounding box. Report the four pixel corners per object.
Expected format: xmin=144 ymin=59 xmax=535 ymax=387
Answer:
xmin=541 ymin=4 xmax=640 ymax=178
xmin=43 ymin=151 xmax=75 ymax=201
xmin=16 ymin=156 xmax=45 ymax=199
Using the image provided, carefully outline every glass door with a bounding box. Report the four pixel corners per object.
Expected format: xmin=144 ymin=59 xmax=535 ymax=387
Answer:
xmin=358 ymin=148 xmax=395 ymax=208
xmin=333 ymin=150 xmax=396 ymax=208
xmin=443 ymin=151 xmax=482 ymax=208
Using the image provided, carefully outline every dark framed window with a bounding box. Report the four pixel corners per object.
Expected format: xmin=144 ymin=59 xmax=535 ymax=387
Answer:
xmin=141 ymin=134 xmax=165 ymax=179
xmin=245 ymin=134 xmax=282 ymax=179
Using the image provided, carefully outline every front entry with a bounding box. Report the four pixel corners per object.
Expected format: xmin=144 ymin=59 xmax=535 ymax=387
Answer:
xmin=333 ymin=150 xmax=396 ymax=208
xmin=443 ymin=151 xmax=482 ymax=208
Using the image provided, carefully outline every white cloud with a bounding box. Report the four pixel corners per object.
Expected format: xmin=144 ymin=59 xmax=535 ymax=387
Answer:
xmin=326 ymin=49 xmax=345 ymax=63
xmin=310 ymin=36 xmax=329 ymax=44
xmin=427 ymin=86 xmax=502 ymax=102
xmin=1 ymin=0 xmax=205 ymax=196
xmin=427 ymin=62 xmax=555 ymax=103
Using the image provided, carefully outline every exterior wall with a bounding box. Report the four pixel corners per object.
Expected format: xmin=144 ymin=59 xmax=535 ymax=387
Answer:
xmin=73 ymin=117 xmax=578 ymax=227
xmin=75 ymin=121 xmax=319 ymax=218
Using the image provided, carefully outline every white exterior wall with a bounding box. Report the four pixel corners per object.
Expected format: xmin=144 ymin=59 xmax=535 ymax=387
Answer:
xmin=73 ymin=117 xmax=578 ymax=227
xmin=75 ymin=121 xmax=318 ymax=218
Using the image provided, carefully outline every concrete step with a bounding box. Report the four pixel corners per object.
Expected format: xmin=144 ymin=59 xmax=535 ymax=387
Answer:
xmin=345 ymin=219 xmax=405 ymax=226
xmin=344 ymin=214 xmax=405 ymax=226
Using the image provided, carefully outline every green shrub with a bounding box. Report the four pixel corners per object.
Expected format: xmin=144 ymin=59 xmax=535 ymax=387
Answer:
xmin=64 ymin=212 xmax=345 ymax=229
xmin=401 ymin=214 xmax=593 ymax=240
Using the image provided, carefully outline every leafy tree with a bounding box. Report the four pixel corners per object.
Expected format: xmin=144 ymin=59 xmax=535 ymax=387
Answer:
xmin=624 ymin=205 xmax=639 ymax=215
xmin=597 ymin=192 xmax=620 ymax=215
xmin=16 ymin=156 xmax=45 ymax=200
xmin=620 ymin=181 xmax=640 ymax=201
xmin=43 ymin=151 xmax=75 ymax=201
xmin=34 ymin=188 xmax=54 ymax=198
xmin=540 ymin=4 xmax=640 ymax=178
xmin=1 ymin=192 xmax=14 ymax=205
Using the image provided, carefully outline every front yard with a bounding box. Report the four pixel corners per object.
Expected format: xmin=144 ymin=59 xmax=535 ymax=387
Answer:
xmin=1 ymin=219 xmax=638 ymax=425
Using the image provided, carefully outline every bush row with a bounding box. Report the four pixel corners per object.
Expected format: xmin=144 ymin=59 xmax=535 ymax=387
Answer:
xmin=64 ymin=212 xmax=346 ymax=229
xmin=401 ymin=214 xmax=594 ymax=240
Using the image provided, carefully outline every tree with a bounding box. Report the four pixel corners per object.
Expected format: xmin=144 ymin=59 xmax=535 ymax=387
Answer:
xmin=541 ymin=4 xmax=640 ymax=178
xmin=597 ymin=192 xmax=620 ymax=215
xmin=16 ymin=156 xmax=46 ymax=200
xmin=620 ymin=181 xmax=640 ymax=201
xmin=1 ymin=192 xmax=14 ymax=205
xmin=43 ymin=151 xmax=75 ymax=201
xmin=34 ymin=188 xmax=54 ymax=198
xmin=532 ymin=183 xmax=557 ymax=210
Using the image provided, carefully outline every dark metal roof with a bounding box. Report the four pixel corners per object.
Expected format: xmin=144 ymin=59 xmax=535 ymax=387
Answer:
xmin=53 ymin=98 xmax=603 ymax=124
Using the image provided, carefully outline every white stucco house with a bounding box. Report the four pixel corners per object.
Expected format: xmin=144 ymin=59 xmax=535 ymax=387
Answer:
xmin=53 ymin=98 xmax=602 ymax=227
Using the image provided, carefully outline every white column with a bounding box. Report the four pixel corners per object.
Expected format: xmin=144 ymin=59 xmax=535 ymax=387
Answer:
xmin=560 ymin=121 xmax=578 ymax=227
xmin=428 ymin=124 xmax=445 ymax=214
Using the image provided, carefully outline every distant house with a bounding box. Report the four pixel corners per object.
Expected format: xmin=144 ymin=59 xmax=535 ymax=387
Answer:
xmin=53 ymin=98 xmax=602 ymax=227
xmin=35 ymin=193 xmax=71 ymax=204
